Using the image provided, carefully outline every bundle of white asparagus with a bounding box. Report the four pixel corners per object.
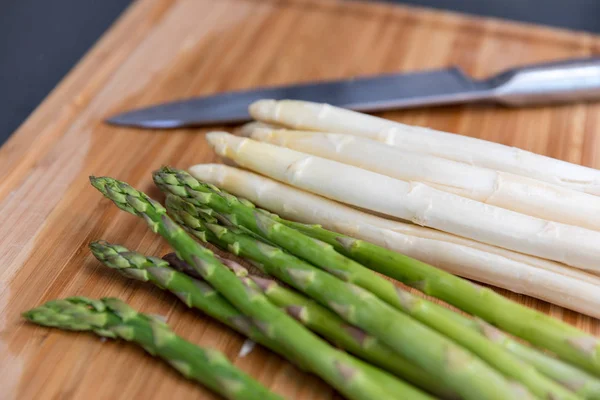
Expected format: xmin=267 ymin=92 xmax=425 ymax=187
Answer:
xmin=249 ymin=99 xmax=600 ymax=195
xmin=192 ymin=99 xmax=600 ymax=316
xmin=190 ymin=163 xmax=600 ymax=318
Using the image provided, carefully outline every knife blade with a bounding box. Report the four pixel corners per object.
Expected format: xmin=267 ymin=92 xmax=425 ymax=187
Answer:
xmin=106 ymin=57 xmax=600 ymax=129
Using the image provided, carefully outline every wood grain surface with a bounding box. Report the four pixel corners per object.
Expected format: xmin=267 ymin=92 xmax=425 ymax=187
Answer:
xmin=2 ymin=0 xmax=600 ymax=398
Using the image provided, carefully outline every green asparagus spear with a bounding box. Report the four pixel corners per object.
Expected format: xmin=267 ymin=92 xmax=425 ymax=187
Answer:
xmin=164 ymin=193 xmax=532 ymax=400
xmin=156 ymin=167 xmax=587 ymax=398
xmin=90 ymin=176 xmax=428 ymax=400
xmin=166 ymin=252 xmax=459 ymax=399
xmin=23 ymin=297 xmax=280 ymax=400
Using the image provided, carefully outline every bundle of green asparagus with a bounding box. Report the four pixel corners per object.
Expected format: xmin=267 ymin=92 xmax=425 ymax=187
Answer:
xmin=25 ymin=166 xmax=600 ymax=400
xmin=152 ymin=166 xmax=600 ymax=398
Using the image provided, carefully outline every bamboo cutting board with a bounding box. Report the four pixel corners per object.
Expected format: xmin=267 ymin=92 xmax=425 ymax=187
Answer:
xmin=2 ymin=0 xmax=600 ymax=398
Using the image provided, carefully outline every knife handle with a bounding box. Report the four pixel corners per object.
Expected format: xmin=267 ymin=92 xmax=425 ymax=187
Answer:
xmin=488 ymin=57 xmax=600 ymax=106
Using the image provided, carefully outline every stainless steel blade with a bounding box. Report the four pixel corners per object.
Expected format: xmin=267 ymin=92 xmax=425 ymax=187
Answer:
xmin=106 ymin=68 xmax=490 ymax=128
xmin=106 ymin=57 xmax=600 ymax=129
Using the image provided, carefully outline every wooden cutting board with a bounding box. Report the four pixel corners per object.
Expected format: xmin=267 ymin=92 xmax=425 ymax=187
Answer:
xmin=2 ymin=0 xmax=600 ymax=398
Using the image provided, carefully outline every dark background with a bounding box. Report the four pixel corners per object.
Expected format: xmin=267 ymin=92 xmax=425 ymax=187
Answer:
xmin=2 ymin=0 xmax=600 ymax=146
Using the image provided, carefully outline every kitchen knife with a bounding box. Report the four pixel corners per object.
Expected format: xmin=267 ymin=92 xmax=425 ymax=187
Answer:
xmin=106 ymin=57 xmax=600 ymax=129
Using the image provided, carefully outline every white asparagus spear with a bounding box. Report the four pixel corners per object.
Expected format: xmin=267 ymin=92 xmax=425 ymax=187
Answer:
xmin=189 ymin=163 xmax=600 ymax=318
xmin=249 ymin=99 xmax=600 ymax=196
xmin=206 ymin=132 xmax=600 ymax=271
xmin=247 ymin=127 xmax=600 ymax=231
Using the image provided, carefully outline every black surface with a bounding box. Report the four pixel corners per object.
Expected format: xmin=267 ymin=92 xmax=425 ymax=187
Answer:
xmin=0 ymin=0 xmax=132 ymax=143
xmin=1 ymin=0 xmax=599 ymax=146
xmin=380 ymin=0 xmax=600 ymax=33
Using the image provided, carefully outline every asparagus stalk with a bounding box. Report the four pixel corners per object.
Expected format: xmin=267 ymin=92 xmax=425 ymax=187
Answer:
xmin=23 ymin=297 xmax=281 ymax=400
xmin=163 ymin=194 xmax=533 ymax=400
xmin=247 ymin=127 xmax=600 ymax=232
xmin=188 ymin=164 xmax=600 ymax=318
xmin=90 ymin=176 xmax=425 ymax=400
xmin=165 ymin=252 xmax=458 ymax=399
xmin=156 ymin=166 xmax=600 ymax=378
xmin=248 ymin=99 xmax=600 ymax=196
